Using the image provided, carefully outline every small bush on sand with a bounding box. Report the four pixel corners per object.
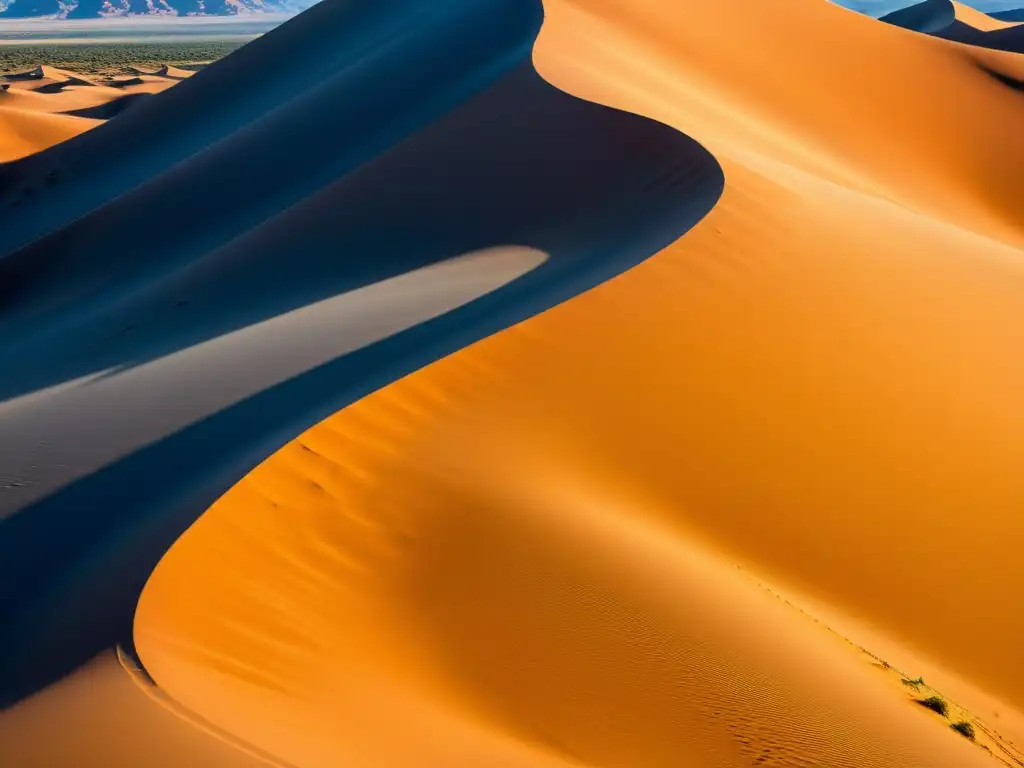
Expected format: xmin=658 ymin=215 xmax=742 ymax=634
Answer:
xmin=902 ymin=676 xmax=924 ymax=690
xmin=951 ymin=721 xmax=975 ymax=740
xmin=920 ymin=696 xmax=949 ymax=717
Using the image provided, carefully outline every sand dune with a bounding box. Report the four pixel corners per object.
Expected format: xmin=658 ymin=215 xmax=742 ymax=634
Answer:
xmin=0 ymin=0 xmax=720 ymax=712
xmin=879 ymin=0 xmax=956 ymax=33
xmin=2 ymin=64 xmax=97 ymax=88
xmin=0 ymin=70 xmax=176 ymax=159
xmin=0 ymin=650 xmax=272 ymax=768
xmin=136 ymin=65 xmax=196 ymax=80
xmin=1 ymin=83 xmax=151 ymax=113
xmin=61 ymin=92 xmax=153 ymax=120
xmin=1 ymin=0 xmax=1023 ymax=765
xmin=951 ymin=1 xmax=1020 ymax=31
xmin=0 ymin=106 xmax=100 ymax=162
xmin=939 ymin=1 xmax=1024 ymax=52
xmin=130 ymin=0 xmax=1024 ymax=764
xmin=880 ymin=0 xmax=1024 ymax=52
xmin=0 ymin=0 xmax=564 ymax=258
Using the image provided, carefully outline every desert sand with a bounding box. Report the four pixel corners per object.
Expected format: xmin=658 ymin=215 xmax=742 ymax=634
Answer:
xmin=0 ymin=104 xmax=100 ymax=162
xmin=0 ymin=65 xmax=185 ymax=160
xmin=2 ymin=0 xmax=1024 ymax=766
xmin=941 ymin=1 xmax=1024 ymax=52
xmin=951 ymin=0 xmax=1021 ymax=31
xmin=881 ymin=0 xmax=1024 ymax=52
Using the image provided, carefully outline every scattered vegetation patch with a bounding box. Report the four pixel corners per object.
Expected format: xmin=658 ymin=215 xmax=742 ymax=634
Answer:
xmin=951 ymin=721 xmax=976 ymax=740
xmin=901 ymin=676 xmax=924 ymax=690
xmin=920 ymin=696 xmax=949 ymax=717
xmin=0 ymin=41 xmax=243 ymax=76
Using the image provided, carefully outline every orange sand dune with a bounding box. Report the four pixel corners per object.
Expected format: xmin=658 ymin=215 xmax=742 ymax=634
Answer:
xmin=0 ymin=0 xmax=720 ymax=727
xmin=104 ymin=75 xmax=182 ymax=95
xmin=0 ymin=106 xmax=100 ymax=162
xmin=541 ymin=0 xmax=1023 ymax=244
xmin=882 ymin=0 xmax=1024 ymax=53
xmin=129 ymin=0 xmax=1024 ymax=766
xmin=0 ymin=650 xmax=273 ymax=768
xmin=0 ymin=0 xmax=1022 ymax=765
xmin=2 ymin=64 xmax=97 ymax=87
xmin=952 ymin=1 xmax=1020 ymax=31
xmin=136 ymin=65 xmax=195 ymax=80
xmin=0 ymin=84 xmax=147 ymax=114
xmin=940 ymin=2 xmax=1024 ymax=53
xmin=136 ymin=445 xmax=994 ymax=767
xmin=0 ymin=73 xmax=178 ymax=160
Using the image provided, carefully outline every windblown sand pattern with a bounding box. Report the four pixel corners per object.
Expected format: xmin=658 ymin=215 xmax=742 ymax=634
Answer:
xmin=1 ymin=0 xmax=1022 ymax=766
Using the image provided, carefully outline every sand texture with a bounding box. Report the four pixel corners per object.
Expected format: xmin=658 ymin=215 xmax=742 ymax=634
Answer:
xmin=1 ymin=0 xmax=1023 ymax=766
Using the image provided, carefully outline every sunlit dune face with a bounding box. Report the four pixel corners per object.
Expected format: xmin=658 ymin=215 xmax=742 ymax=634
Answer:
xmin=3 ymin=0 xmax=1023 ymax=766
xmin=536 ymin=0 xmax=1024 ymax=245
xmin=132 ymin=1 xmax=1024 ymax=766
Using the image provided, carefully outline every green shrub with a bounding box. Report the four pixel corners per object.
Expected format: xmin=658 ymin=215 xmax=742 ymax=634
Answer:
xmin=920 ymin=696 xmax=948 ymax=717
xmin=901 ymin=676 xmax=925 ymax=690
xmin=951 ymin=721 xmax=975 ymax=740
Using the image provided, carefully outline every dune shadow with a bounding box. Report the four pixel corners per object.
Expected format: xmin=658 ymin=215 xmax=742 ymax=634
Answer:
xmin=977 ymin=63 xmax=1024 ymax=93
xmin=878 ymin=1 xmax=1024 ymax=53
xmin=0 ymin=0 xmax=724 ymax=706
xmin=879 ymin=0 xmax=955 ymax=34
xmin=937 ymin=19 xmax=1024 ymax=53
xmin=61 ymin=92 xmax=153 ymax=120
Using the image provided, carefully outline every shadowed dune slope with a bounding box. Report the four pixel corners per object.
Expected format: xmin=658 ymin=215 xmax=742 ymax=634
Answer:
xmin=0 ymin=75 xmax=179 ymax=160
xmin=0 ymin=0 xmax=722 ymax=708
xmin=132 ymin=65 xmax=195 ymax=80
xmin=549 ymin=0 xmax=1024 ymax=245
xmin=994 ymin=8 xmax=1024 ymax=21
xmin=878 ymin=0 xmax=1024 ymax=53
xmin=0 ymin=0 xmax=550 ymax=258
xmin=60 ymin=92 xmax=153 ymax=120
xmin=2 ymin=65 xmax=97 ymax=88
xmin=1 ymin=83 xmax=150 ymax=115
xmin=131 ymin=0 xmax=1024 ymax=765
xmin=937 ymin=1 xmax=1024 ymax=52
xmin=879 ymin=0 xmax=956 ymax=33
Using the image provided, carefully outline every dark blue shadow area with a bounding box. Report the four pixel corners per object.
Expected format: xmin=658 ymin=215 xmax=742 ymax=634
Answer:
xmin=879 ymin=0 xmax=955 ymax=33
xmin=0 ymin=0 xmax=540 ymax=259
xmin=0 ymin=0 xmax=725 ymax=707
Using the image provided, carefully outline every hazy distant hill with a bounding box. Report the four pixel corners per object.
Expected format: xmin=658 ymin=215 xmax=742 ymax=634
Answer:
xmin=992 ymin=8 xmax=1024 ymax=19
xmin=0 ymin=0 xmax=309 ymax=16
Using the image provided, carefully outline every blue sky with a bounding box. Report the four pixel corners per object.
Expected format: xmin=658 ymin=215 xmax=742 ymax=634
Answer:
xmin=837 ymin=0 xmax=1023 ymax=15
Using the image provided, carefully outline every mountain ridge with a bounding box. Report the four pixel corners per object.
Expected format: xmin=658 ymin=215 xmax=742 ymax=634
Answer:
xmin=0 ymin=0 xmax=307 ymax=17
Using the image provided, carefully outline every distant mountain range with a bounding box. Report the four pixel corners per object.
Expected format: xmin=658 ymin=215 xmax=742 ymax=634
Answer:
xmin=0 ymin=0 xmax=309 ymax=16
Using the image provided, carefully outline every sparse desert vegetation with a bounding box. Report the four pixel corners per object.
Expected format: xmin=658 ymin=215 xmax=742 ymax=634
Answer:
xmin=920 ymin=696 xmax=949 ymax=717
xmin=951 ymin=721 xmax=976 ymax=740
xmin=0 ymin=41 xmax=241 ymax=76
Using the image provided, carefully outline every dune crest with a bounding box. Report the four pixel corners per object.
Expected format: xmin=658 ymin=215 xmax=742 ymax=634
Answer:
xmin=939 ymin=1 xmax=1024 ymax=52
xmin=0 ymin=0 xmax=721 ymax=720
xmin=878 ymin=0 xmax=1024 ymax=54
xmin=124 ymin=0 xmax=1024 ymax=766
xmin=1 ymin=0 xmax=1023 ymax=765
xmin=879 ymin=0 xmax=956 ymax=33
xmin=0 ymin=106 xmax=100 ymax=163
xmin=0 ymin=67 xmax=182 ymax=160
